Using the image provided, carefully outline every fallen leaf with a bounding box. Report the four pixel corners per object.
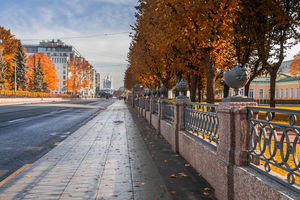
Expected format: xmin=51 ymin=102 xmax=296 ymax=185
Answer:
xmin=141 ymin=182 xmax=145 ymax=185
xmin=170 ymin=191 xmax=176 ymax=194
xmin=175 ymin=154 xmax=180 ymax=157
xmin=178 ymin=172 xmax=188 ymax=177
xmin=204 ymin=187 xmax=211 ymax=191
xmin=164 ymin=160 xmax=167 ymax=163
xmin=184 ymin=163 xmax=191 ymax=167
xmin=169 ymin=174 xmax=176 ymax=178
xmin=154 ymin=198 xmax=159 ymax=200
xmin=85 ymin=190 xmax=92 ymax=193
xmin=68 ymin=194 xmax=72 ymax=197
xmin=203 ymin=192 xmax=209 ymax=196
xmin=26 ymin=175 xmax=32 ymax=178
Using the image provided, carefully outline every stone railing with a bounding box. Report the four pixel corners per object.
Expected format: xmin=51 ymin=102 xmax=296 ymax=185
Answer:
xmin=129 ymin=97 xmax=300 ymax=199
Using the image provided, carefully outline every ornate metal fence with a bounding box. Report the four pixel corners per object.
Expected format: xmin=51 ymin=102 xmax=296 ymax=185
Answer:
xmin=247 ymin=107 xmax=300 ymax=188
xmin=153 ymin=99 xmax=158 ymax=115
xmin=163 ymin=101 xmax=174 ymax=123
xmin=184 ymin=103 xmax=219 ymax=145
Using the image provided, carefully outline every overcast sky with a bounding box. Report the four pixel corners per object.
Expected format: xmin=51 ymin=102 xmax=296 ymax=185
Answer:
xmin=0 ymin=0 xmax=137 ymax=89
xmin=0 ymin=0 xmax=299 ymax=89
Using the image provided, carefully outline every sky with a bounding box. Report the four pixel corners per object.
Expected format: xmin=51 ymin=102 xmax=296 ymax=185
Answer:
xmin=0 ymin=0 xmax=138 ymax=89
xmin=0 ymin=0 xmax=299 ymax=89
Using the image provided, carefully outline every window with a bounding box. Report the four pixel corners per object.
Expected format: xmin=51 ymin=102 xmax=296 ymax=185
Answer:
xmin=290 ymin=88 xmax=294 ymax=98
xmin=275 ymin=89 xmax=278 ymax=98
xmin=239 ymin=88 xmax=244 ymax=96
xmin=285 ymin=88 xmax=288 ymax=98
xmin=280 ymin=89 xmax=283 ymax=98
xmin=229 ymin=89 xmax=232 ymax=97
xmin=63 ymin=70 xmax=66 ymax=75
xmin=268 ymin=89 xmax=271 ymax=98
xmin=63 ymin=76 xmax=66 ymax=80
xmin=249 ymin=89 xmax=254 ymax=98
xmin=47 ymin=53 xmax=50 ymax=57
xmin=259 ymin=89 xmax=264 ymax=98
xmin=296 ymin=88 xmax=299 ymax=98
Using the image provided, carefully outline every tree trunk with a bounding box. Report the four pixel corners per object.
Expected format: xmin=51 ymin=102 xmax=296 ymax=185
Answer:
xmin=197 ymin=87 xmax=201 ymax=102
xmin=269 ymin=71 xmax=276 ymax=108
xmin=205 ymin=54 xmax=216 ymax=104
xmin=190 ymin=74 xmax=197 ymax=102
xmin=245 ymin=81 xmax=251 ymax=97
xmin=223 ymin=82 xmax=229 ymax=98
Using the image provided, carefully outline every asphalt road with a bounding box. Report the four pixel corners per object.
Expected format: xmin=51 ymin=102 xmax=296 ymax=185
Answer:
xmin=0 ymin=99 xmax=114 ymax=182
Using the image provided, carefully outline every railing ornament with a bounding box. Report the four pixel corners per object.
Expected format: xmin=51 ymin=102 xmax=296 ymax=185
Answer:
xmin=223 ymin=63 xmax=252 ymax=102
xmin=159 ymin=85 xmax=167 ymax=99
xmin=151 ymin=89 xmax=157 ymax=97
xmin=176 ymin=79 xmax=188 ymax=99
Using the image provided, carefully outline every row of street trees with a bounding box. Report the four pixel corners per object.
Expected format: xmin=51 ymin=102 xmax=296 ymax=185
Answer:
xmin=125 ymin=0 xmax=300 ymax=107
xmin=0 ymin=26 xmax=59 ymax=93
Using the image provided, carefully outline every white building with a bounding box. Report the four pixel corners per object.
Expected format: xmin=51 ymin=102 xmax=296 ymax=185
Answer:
xmin=24 ymin=39 xmax=83 ymax=93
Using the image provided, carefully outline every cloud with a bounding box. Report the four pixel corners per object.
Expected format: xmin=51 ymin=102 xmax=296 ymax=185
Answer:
xmin=0 ymin=0 xmax=137 ymax=89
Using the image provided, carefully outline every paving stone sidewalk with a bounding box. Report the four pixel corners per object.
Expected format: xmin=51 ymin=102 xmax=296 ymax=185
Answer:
xmin=0 ymin=101 xmax=215 ymax=200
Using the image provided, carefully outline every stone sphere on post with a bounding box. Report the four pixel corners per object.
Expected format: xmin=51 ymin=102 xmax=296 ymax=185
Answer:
xmin=223 ymin=63 xmax=252 ymax=102
xmin=151 ymin=89 xmax=157 ymax=97
xmin=144 ymin=88 xmax=148 ymax=97
xmin=159 ymin=86 xmax=167 ymax=99
xmin=176 ymin=79 xmax=188 ymax=99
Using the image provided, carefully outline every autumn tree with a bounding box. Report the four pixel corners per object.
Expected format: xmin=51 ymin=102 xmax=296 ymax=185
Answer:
xmin=27 ymin=53 xmax=59 ymax=92
xmin=290 ymin=52 xmax=300 ymax=76
xmin=254 ymin=0 xmax=300 ymax=107
xmin=0 ymin=26 xmax=18 ymax=89
xmin=65 ymin=57 xmax=92 ymax=94
xmin=14 ymin=41 xmax=28 ymax=91
xmin=0 ymin=49 xmax=7 ymax=90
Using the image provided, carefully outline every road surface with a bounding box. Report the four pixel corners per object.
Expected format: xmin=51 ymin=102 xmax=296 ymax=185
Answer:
xmin=0 ymin=99 xmax=113 ymax=182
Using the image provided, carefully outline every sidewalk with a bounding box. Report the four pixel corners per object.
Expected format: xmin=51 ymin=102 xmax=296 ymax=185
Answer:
xmin=0 ymin=101 xmax=215 ymax=200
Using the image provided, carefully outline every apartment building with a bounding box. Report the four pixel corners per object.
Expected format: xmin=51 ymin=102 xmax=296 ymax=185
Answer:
xmin=24 ymin=40 xmax=82 ymax=93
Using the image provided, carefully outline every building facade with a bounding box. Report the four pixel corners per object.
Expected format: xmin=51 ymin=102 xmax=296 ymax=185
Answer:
xmin=24 ymin=40 xmax=83 ymax=93
xmin=227 ymin=60 xmax=300 ymax=101
xmin=95 ymin=73 xmax=100 ymax=95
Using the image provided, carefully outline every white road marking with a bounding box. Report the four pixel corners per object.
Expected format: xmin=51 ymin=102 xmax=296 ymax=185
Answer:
xmin=8 ymin=118 xmax=24 ymax=123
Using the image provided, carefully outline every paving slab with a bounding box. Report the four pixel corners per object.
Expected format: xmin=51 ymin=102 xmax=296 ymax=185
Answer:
xmin=0 ymin=101 xmax=215 ymax=200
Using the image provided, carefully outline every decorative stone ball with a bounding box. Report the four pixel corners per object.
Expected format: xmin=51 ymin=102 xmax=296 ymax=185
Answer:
xmin=176 ymin=79 xmax=188 ymax=93
xmin=151 ymin=89 xmax=157 ymax=96
xmin=159 ymin=86 xmax=167 ymax=94
xmin=144 ymin=89 xmax=148 ymax=96
xmin=224 ymin=63 xmax=250 ymax=90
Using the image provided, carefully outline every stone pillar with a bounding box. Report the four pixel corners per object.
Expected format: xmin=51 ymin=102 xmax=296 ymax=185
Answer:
xmin=144 ymin=98 xmax=147 ymax=118
xmin=173 ymin=98 xmax=190 ymax=152
xmin=158 ymin=99 xmax=165 ymax=120
xmin=157 ymin=99 xmax=165 ymax=134
xmin=149 ymin=98 xmax=154 ymax=124
xmin=216 ymin=101 xmax=257 ymax=200
xmin=217 ymin=101 xmax=257 ymax=166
